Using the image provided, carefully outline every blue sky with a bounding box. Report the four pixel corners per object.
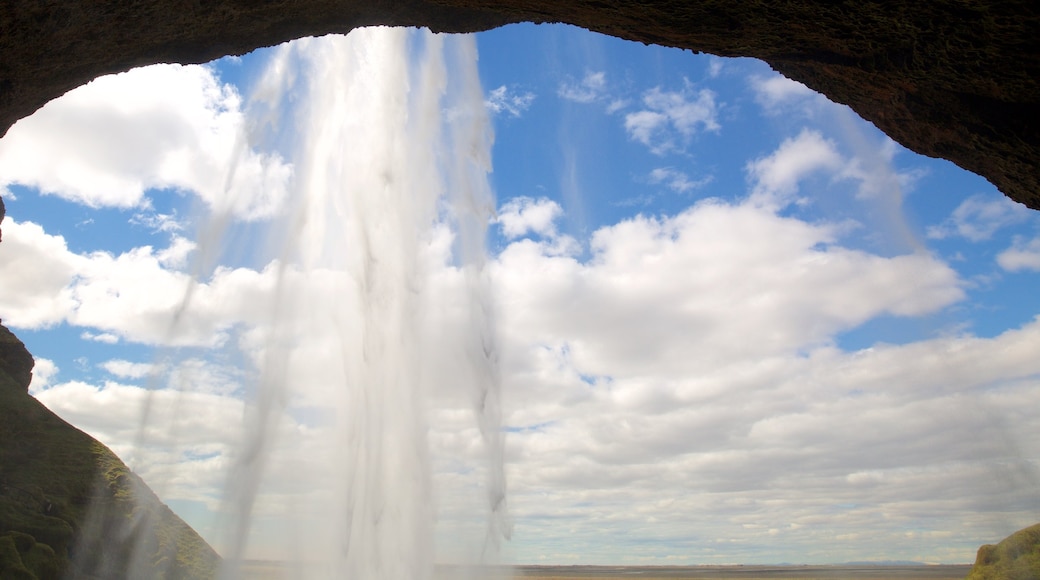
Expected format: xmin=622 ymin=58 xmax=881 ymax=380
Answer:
xmin=1 ymin=24 xmax=1039 ymax=569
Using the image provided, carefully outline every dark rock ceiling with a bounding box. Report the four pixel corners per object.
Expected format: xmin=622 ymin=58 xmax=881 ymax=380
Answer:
xmin=0 ymin=0 xmax=1038 ymax=208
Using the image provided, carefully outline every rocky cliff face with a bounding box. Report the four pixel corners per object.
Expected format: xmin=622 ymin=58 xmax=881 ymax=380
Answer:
xmin=0 ymin=0 xmax=1038 ymax=209
xmin=0 ymin=324 xmax=220 ymax=579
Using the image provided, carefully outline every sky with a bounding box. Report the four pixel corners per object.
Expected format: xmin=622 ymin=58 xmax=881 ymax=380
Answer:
xmin=1 ymin=23 xmax=1040 ymax=567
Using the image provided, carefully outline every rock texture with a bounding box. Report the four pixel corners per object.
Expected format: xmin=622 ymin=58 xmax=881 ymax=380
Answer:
xmin=0 ymin=1 xmax=1038 ymax=208
xmin=967 ymin=523 xmax=1040 ymax=580
xmin=0 ymin=324 xmax=220 ymax=579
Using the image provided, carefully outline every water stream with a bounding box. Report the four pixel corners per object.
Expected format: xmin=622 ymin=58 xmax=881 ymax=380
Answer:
xmin=194 ymin=28 xmax=507 ymax=578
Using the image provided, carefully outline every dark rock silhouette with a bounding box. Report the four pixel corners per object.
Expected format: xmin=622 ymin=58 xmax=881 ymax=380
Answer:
xmin=0 ymin=0 xmax=1038 ymax=208
xmin=0 ymin=324 xmax=220 ymax=579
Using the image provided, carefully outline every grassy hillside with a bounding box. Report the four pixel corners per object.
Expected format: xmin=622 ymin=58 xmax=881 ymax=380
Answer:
xmin=0 ymin=323 xmax=220 ymax=579
xmin=967 ymin=523 xmax=1040 ymax=580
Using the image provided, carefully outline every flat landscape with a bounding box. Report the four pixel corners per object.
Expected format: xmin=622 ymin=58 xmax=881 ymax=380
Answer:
xmin=238 ymin=562 xmax=972 ymax=579
xmin=502 ymin=565 xmax=972 ymax=579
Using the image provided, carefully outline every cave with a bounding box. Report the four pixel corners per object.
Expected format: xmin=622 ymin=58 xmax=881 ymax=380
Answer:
xmin=1 ymin=1 xmax=1039 ymax=576
xmin=1 ymin=0 xmax=1038 ymax=209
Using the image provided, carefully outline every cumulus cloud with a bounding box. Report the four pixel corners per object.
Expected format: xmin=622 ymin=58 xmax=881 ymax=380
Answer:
xmin=20 ymin=188 xmax=1036 ymax=565
xmin=494 ymin=199 xmax=964 ymax=380
xmin=624 ymin=82 xmax=720 ymax=154
xmin=558 ymin=71 xmax=608 ymax=104
xmin=928 ymin=193 xmax=1032 ymax=242
xmin=485 ymin=85 xmax=536 ymax=117
xmin=0 ymin=64 xmax=292 ymax=220
xmin=0 ymin=218 xmax=274 ymax=345
xmin=0 ymin=220 xmax=81 ymax=328
xmin=496 ymin=197 xmax=564 ymax=239
xmin=481 ymin=194 xmax=1040 ymax=564
xmin=997 ymin=236 xmax=1040 ymax=272
xmin=498 ymin=314 xmax=1040 ymax=562
xmin=746 ymin=128 xmax=846 ymax=205
xmin=27 ymin=358 xmax=58 ymax=395
xmin=34 ymin=379 xmax=246 ymax=505
xmin=101 ymin=359 xmax=161 ymax=379
xmin=485 ymin=202 xmax=1039 ymax=563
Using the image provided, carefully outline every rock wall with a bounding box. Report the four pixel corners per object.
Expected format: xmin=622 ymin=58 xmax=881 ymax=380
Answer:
xmin=0 ymin=0 xmax=1038 ymax=208
xmin=0 ymin=324 xmax=220 ymax=579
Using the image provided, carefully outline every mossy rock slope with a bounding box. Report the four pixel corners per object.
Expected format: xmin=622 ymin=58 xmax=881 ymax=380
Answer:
xmin=967 ymin=523 xmax=1040 ymax=580
xmin=0 ymin=323 xmax=220 ymax=579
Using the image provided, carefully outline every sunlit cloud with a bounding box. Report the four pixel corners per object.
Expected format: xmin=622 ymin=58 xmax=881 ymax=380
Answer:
xmin=624 ymin=81 xmax=720 ymax=154
xmin=101 ymin=359 xmax=162 ymax=380
xmin=749 ymin=73 xmax=817 ymax=116
xmin=0 ymin=220 xmax=81 ymax=328
xmin=27 ymin=357 xmax=58 ymax=394
xmin=496 ymin=196 xmax=564 ymax=239
xmin=0 ymin=64 xmax=292 ymax=220
xmin=997 ymin=236 xmax=1040 ymax=272
xmin=928 ymin=193 xmax=1033 ymax=242
xmin=0 ymin=218 xmax=273 ymax=345
xmin=746 ymin=128 xmax=845 ymax=205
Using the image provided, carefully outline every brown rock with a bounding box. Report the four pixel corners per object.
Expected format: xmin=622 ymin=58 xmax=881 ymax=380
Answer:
xmin=0 ymin=322 xmax=34 ymax=391
xmin=0 ymin=1 xmax=1038 ymax=209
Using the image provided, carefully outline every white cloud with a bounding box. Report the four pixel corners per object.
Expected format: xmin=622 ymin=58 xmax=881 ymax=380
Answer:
xmin=0 ymin=220 xmax=81 ymax=328
xmin=707 ymin=58 xmax=723 ymax=79
xmin=746 ymin=128 xmax=846 ymax=205
xmin=494 ymin=199 xmax=964 ymax=380
xmin=496 ymin=197 xmax=564 ymax=239
xmin=998 ymin=236 xmax=1040 ymax=272
xmin=156 ymin=235 xmax=197 ymax=269
xmin=928 ymin=193 xmax=1032 ymax=242
xmin=0 ymin=64 xmax=292 ymax=220
xmin=130 ymin=211 xmax=185 ymax=233
xmin=483 ymin=197 xmax=1039 ymax=564
xmin=624 ymin=82 xmax=720 ymax=154
xmin=9 ymin=30 xmax=1037 ymax=567
xmin=647 ymin=167 xmax=712 ymax=194
xmin=27 ymin=358 xmax=58 ymax=394
xmin=81 ymin=331 xmax=120 ymax=344
xmin=485 ymin=85 xmax=535 ymax=117
xmin=558 ymin=71 xmax=607 ymax=104
xmin=23 ymin=189 xmax=1035 ymax=565
xmin=0 ymin=218 xmax=275 ymax=345
xmin=749 ymin=74 xmax=816 ymax=115
xmin=101 ymin=359 xmax=161 ymax=379
xmin=33 ymin=379 xmax=245 ymax=505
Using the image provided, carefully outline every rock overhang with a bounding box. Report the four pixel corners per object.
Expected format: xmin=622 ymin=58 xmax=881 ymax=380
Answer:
xmin=0 ymin=0 xmax=1037 ymax=208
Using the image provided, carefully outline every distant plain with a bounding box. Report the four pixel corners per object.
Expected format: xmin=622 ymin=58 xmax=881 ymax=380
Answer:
xmin=499 ymin=565 xmax=972 ymax=579
xmin=237 ymin=562 xmax=972 ymax=579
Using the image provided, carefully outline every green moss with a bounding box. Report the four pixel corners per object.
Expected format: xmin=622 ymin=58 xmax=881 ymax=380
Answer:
xmin=0 ymin=532 xmax=61 ymax=580
xmin=1 ymin=326 xmax=220 ymax=579
xmin=22 ymin=542 xmax=60 ymax=580
xmin=967 ymin=523 xmax=1040 ymax=580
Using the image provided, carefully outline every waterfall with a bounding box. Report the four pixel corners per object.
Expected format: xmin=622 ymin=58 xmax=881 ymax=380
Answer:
xmin=193 ymin=28 xmax=508 ymax=578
